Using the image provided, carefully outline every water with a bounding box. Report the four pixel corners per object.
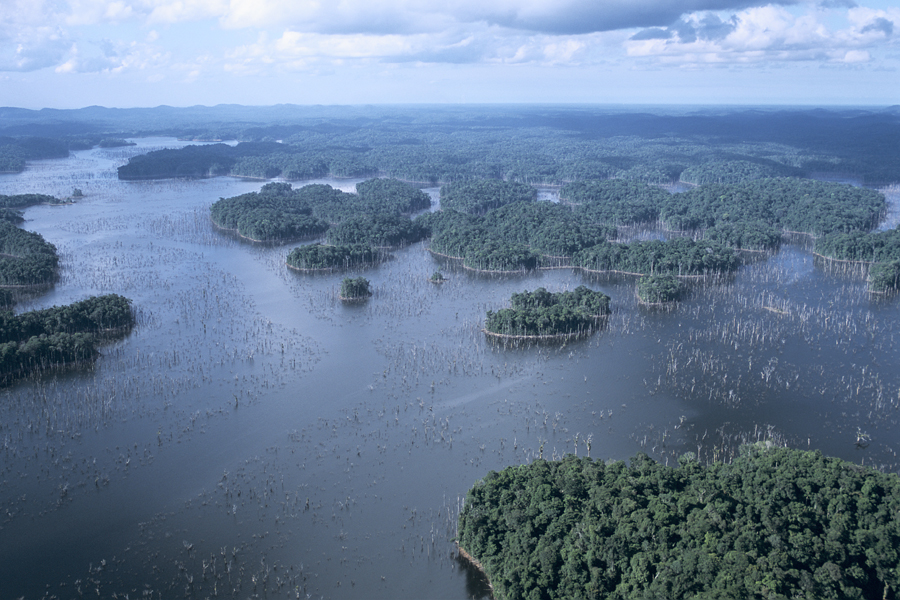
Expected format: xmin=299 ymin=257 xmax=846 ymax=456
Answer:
xmin=1 ymin=142 xmax=899 ymax=599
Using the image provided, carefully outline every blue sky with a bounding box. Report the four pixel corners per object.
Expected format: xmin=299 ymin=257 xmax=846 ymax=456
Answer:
xmin=1 ymin=0 xmax=898 ymax=108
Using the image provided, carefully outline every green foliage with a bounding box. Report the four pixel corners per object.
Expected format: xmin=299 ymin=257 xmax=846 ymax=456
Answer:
xmin=356 ymin=178 xmax=431 ymax=213
xmin=0 ymin=221 xmax=59 ymax=286
xmin=339 ymin=277 xmax=372 ymax=300
xmin=209 ymin=182 xmax=331 ymax=242
xmin=562 ymin=179 xmax=671 ymax=225
xmin=868 ymin=260 xmax=900 ymax=293
xmin=702 ymin=221 xmax=782 ymax=251
xmin=326 ymin=214 xmax=425 ymax=247
xmin=572 ymin=238 xmax=738 ymax=277
xmin=0 ymin=209 xmax=24 ymax=224
xmin=637 ymin=274 xmax=684 ymax=303
xmin=679 ymin=159 xmax=803 ymax=185
xmin=485 ymin=286 xmax=610 ymax=337
xmin=660 ymin=178 xmax=885 ymax=235
xmin=459 ymin=447 xmax=900 ymax=600
xmin=429 ymin=271 xmax=445 ymax=282
xmin=440 ymin=180 xmax=537 ymax=214
xmin=0 ymin=294 xmax=134 ymax=383
xmin=815 ymin=226 xmax=900 ymax=263
xmin=286 ymin=244 xmax=381 ymax=271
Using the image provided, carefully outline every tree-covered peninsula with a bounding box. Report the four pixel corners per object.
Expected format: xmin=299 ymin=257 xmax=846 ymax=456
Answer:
xmin=485 ymin=286 xmax=610 ymax=339
xmin=0 ymin=294 xmax=134 ymax=383
xmin=0 ymin=221 xmax=59 ymax=286
xmin=458 ymin=445 xmax=900 ymax=600
xmin=286 ymin=244 xmax=381 ymax=271
xmin=440 ymin=180 xmax=537 ymax=214
xmin=210 ymin=179 xmax=431 ymax=243
xmin=572 ymin=238 xmax=738 ymax=277
xmin=814 ymin=226 xmax=900 ymax=292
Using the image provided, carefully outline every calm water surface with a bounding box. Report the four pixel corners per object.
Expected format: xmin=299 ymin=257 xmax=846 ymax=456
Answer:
xmin=1 ymin=141 xmax=899 ymax=599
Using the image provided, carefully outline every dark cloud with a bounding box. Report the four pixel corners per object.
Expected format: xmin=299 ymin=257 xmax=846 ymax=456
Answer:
xmin=482 ymin=0 xmax=798 ymax=35
xmin=630 ymin=28 xmax=672 ymax=41
xmin=862 ymin=17 xmax=894 ymax=36
xmin=630 ymin=13 xmax=737 ymax=45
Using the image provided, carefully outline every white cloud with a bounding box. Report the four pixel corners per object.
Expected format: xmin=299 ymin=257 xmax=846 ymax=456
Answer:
xmin=625 ymin=4 xmax=899 ymax=65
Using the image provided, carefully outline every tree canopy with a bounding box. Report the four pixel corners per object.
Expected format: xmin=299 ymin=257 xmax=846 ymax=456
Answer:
xmin=485 ymin=286 xmax=611 ymax=338
xmin=459 ymin=445 xmax=900 ymax=600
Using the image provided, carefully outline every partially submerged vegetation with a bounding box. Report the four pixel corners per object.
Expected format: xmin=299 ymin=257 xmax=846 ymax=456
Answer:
xmin=485 ymin=286 xmax=610 ymax=339
xmin=339 ymin=277 xmax=372 ymax=301
xmin=459 ymin=445 xmax=900 ymax=600
xmin=637 ymin=274 xmax=684 ymax=304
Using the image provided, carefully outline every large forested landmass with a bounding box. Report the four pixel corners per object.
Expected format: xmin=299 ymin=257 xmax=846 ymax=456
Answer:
xmin=658 ymin=178 xmax=885 ymax=235
xmin=210 ymin=179 xmax=431 ymax=243
xmin=484 ymin=286 xmax=610 ymax=338
xmin=0 ymin=221 xmax=59 ymax=286
xmin=637 ymin=274 xmax=684 ymax=304
xmin=572 ymin=238 xmax=738 ymax=277
xmin=560 ymin=180 xmax=672 ymax=226
xmin=0 ymin=294 xmax=134 ymax=383
xmin=286 ymin=244 xmax=381 ymax=271
xmin=440 ymin=180 xmax=537 ymax=214
xmin=458 ymin=446 xmax=900 ymax=600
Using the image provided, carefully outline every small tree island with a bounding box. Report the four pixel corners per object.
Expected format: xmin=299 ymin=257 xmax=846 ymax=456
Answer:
xmin=485 ymin=286 xmax=611 ymax=339
xmin=339 ymin=277 xmax=372 ymax=301
xmin=286 ymin=244 xmax=382 ymax=271
xmin=637 ymin=274 xmax=684 ymax=304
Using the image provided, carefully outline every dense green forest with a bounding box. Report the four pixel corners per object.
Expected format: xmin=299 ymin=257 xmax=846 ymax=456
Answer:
xmin=560 ymin=180 xmax=671 ymax=225
xmin=458 ymin=445 xmax=900 ymax=600
xmin=326 ymin=214 xmax=425 ymax=248
xmin=0 ymin=221 xmax=59 ymax=286
xmin=0 ymin=294 xmax=134 ymax=383
xmin=869 ymin=261 xmax=900 ymax=293
xmin=286 ymin=243 xmax=382 ymax=271
xmin=485 ymin=286 xmax=610 ymax=338
xmin=101 ymin=107 xmax=900 ymax=186
xmin=813 ymin=226 xmax=900 ymax=292
xmin=659 ymin=178 xmax=885 ymax=235
xmin=636 ymin=274 xmax=684 ymax=304
xmin=572 ymin=238 xmax=738 ymax=277
xmin=339 ymin=277 xmax=372 ymax=300
xmin=210 ymin=178 xmax=431 ymax=242
xmin=440 ymin=180 xmax=537 ymax=214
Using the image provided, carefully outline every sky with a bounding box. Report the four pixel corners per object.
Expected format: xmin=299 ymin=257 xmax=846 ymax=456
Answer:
xmin=0 ymin=0 xmax=898 ymax=109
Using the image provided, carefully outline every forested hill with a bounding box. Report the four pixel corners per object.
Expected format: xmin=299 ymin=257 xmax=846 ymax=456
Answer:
xmin=96 ymin=106 xmax=900 ymax=185
xmin=459 ymin=445 xmax=900 ymax=600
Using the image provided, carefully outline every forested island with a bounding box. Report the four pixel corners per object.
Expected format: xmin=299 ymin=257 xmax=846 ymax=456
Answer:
xmin=636 ymin=274 xmax=684 ymax=304
xmin=485 ymin=286 xmax=611 ymax=339
xmin=458 ymin=445 xmax=900 ymax=600
xmin=814 ymin=226 xmax=900 ymax=292
xmin=210 ymin=179 xmax=430 ymax=243
xmin=0 ymin=294 xmax=134 ymax=383
xmin=286 ymin=244 xmax=382 ymax=271
xmin=339 ymin=277 xmax=372 ymax=301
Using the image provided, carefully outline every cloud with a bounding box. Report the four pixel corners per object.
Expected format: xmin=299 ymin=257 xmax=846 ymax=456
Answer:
xmin=625 ymin=4 xmax=900 ymax=66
